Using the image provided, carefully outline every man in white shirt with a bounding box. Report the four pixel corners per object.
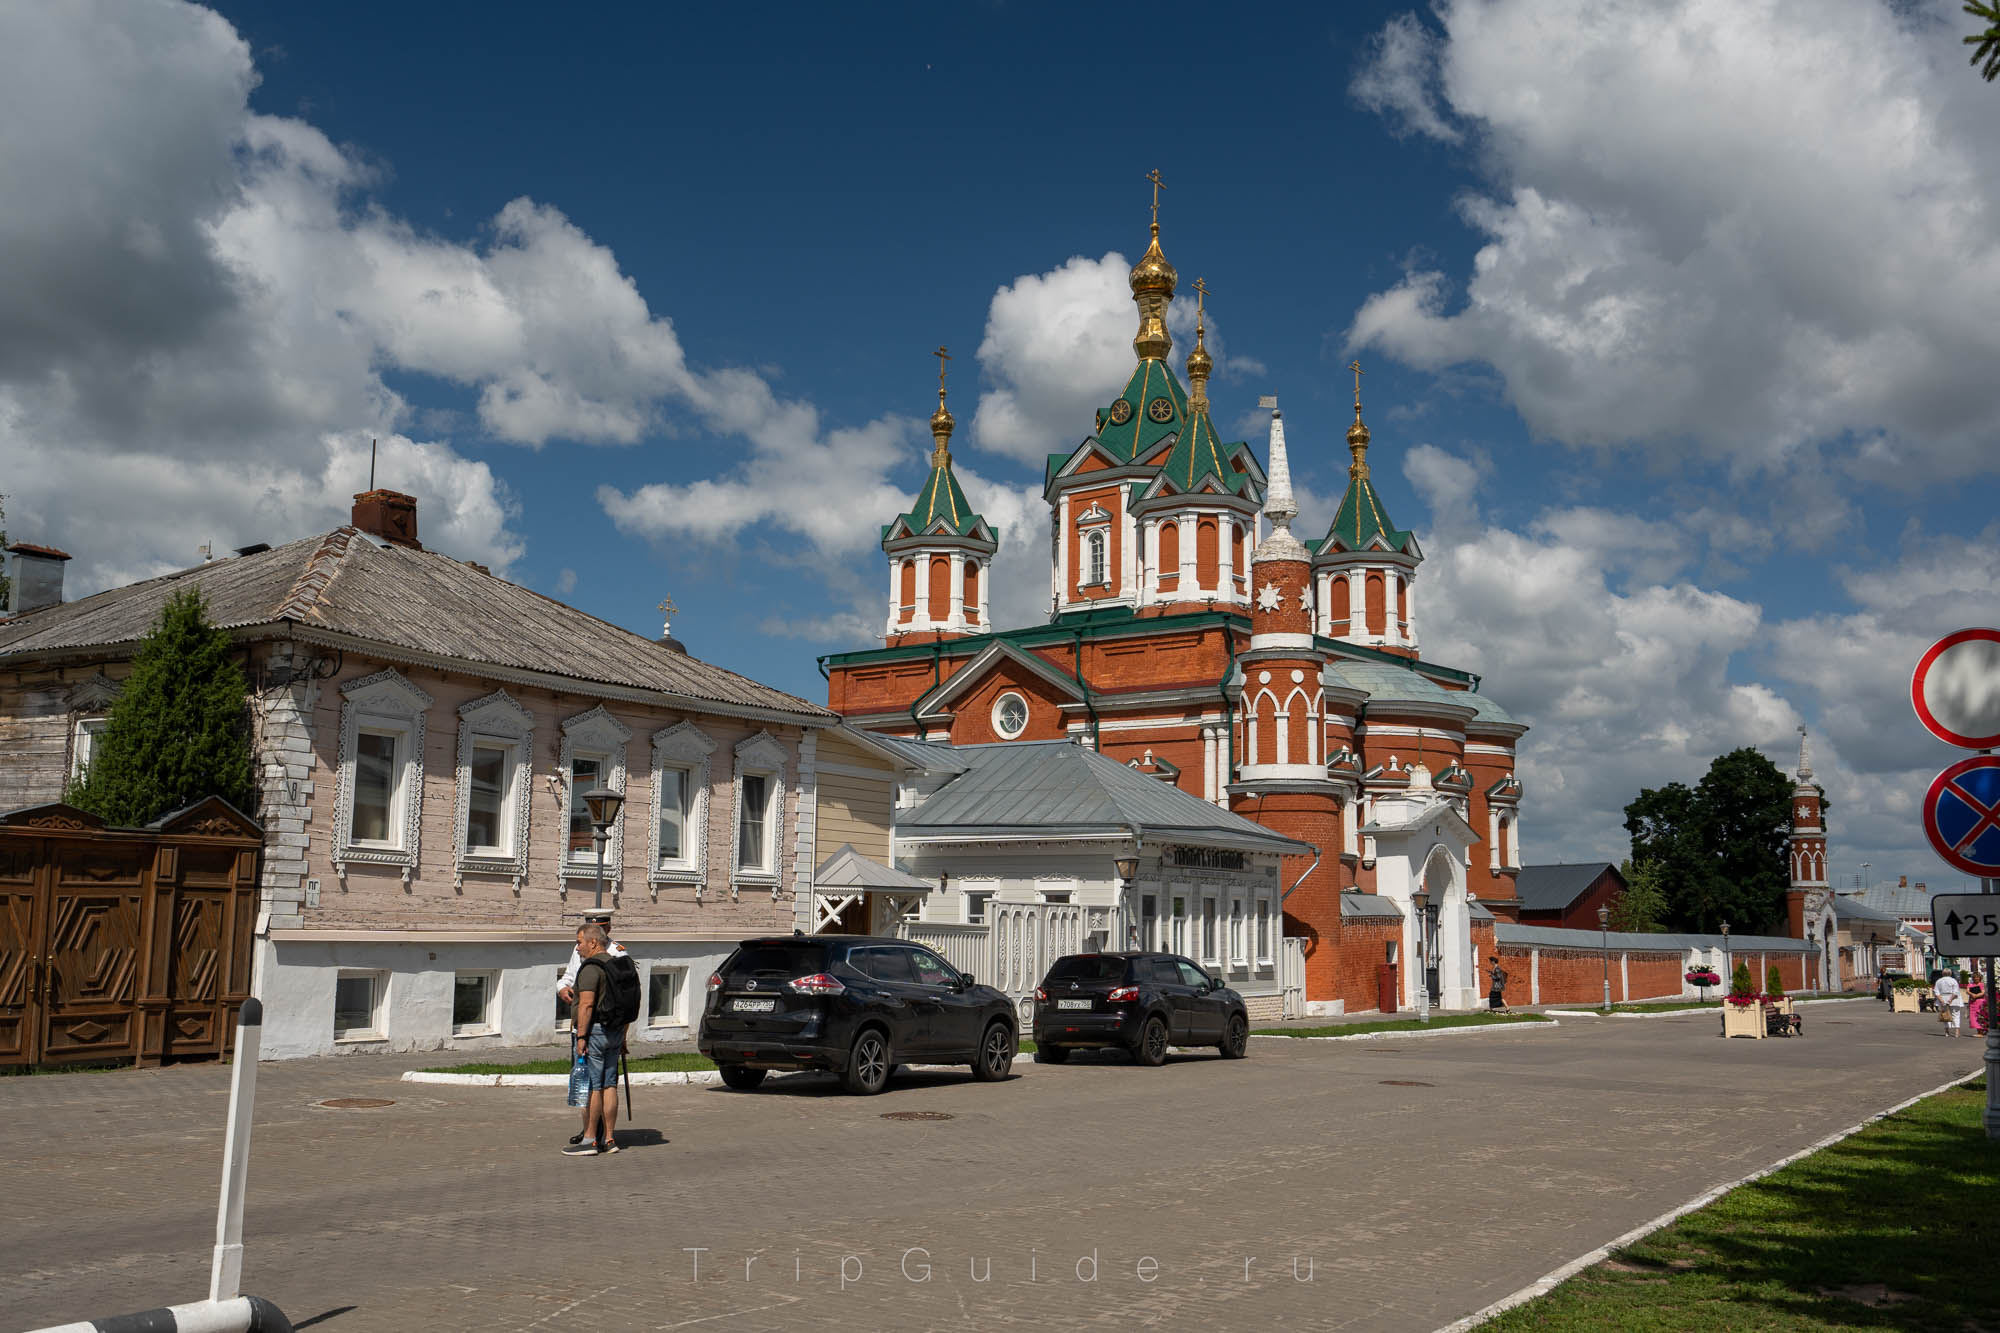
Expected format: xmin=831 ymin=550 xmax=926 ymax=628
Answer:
xmin=1934 ymin=970 xmax=1963 ymax=1036
xmin=558 ymin=911 xmax=630 ymax=1145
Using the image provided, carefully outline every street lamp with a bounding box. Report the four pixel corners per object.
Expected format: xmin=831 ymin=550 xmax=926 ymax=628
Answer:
xmin=584 ymin=786 xmax=624 ymax=912
xmin=1114 ymin=854 xmax=1140 ymax=948
xmin=1598 ymin=904 xmax=1612 ymax=1012
xmin=1720 ymin=919 xmax=1731 ymax=992
xmin=1411 ymin=889 xmax=1432 ymax=1024
xmin=1860 ymin=862 xmax=1871 ymax=894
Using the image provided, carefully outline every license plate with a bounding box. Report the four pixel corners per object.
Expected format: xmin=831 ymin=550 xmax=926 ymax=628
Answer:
xmin=732 ymin=998 xmax=776 ymax=1013
xmin=1057 ymin=998 xmax=1092 ymax=1010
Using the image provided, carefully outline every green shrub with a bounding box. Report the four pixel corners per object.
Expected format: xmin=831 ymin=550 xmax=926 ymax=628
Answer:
xmin=1766 ymin=963 xmax=1784 ymax=996
xmin=1730 ymin=961 xmax=1756 ymax=997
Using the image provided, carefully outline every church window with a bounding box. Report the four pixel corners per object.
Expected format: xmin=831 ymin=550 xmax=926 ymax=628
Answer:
xmin=993 ymin=691 xmax=1029 ymax=740
xmin=1365 ymin=571 xmax=1387 ymax=636
xmin=1158 ymin=522 xmax=1179 ymax=584
xmin=928 ymin=555 xmax=951 ymax=614
xmin=1196 ymin=517 xmax=1218 ymax=590
xmin=963 ymin=560 xmax=981 ymax=623
xmin=898 ymin=559 xmax=916 ymax=621
xmin=1084 ymin=530 xmax=1108 ymax=587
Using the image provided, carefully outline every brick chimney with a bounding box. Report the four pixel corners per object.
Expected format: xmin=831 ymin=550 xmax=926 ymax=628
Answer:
xmin=4 ymin=543 xmax=70 ymax=615
xmin=350 ymin=490 xmax=421 ymax=550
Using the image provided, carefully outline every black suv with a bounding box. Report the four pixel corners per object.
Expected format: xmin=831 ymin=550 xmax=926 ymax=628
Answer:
xmin=1032 ymin=952 xmax=1250 ymax=1065
xmin=698 ymin=935 xmax=1017 ymax=1095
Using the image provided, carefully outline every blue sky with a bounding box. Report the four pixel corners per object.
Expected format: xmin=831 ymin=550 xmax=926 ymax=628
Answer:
xmin=4 ymin=0 xmax=1999 ymax=893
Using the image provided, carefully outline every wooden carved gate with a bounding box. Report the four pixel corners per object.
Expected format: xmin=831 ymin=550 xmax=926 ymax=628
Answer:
xmin=0 ymin=798 xmax=261 ymax=1068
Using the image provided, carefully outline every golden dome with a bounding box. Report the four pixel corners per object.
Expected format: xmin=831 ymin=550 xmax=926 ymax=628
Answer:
xmin=1346 ymin=406 xmax=1371 ymax=479
xmin=1131 ymin=223 xmax=1176 ymax=362
xmin=929 ymin=345 xmax=955 ymax=468
xmin=1129 ymin=223 xmax=1178 ymax=297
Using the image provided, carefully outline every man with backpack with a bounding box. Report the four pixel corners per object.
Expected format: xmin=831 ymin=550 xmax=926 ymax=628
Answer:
xmin=557 ymin=910 xmax=630 ymax=1149
xmin=564 ymin=922 xmax=639 ymax=1156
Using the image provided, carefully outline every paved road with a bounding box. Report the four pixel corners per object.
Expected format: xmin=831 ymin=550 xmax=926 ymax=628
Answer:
xmin=0 ymin=1001 xmax=1978 ymax=1333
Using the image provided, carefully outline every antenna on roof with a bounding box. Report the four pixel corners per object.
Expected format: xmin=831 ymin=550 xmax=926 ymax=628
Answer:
xmin=199 ymin=542 xmax=213 ymax=563
xmin=369 ymin=438 xmax=378 ymax=491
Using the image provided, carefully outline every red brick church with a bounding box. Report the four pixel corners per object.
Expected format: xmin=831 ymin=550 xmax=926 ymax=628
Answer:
xmin=823 ymin=205 xmax=1530 ymax=1013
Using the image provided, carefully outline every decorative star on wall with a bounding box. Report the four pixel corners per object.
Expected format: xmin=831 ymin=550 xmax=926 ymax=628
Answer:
xmin=1256 ymin=584 xmax=1282 ymax=611
xmin=1296 ymin=588 xmax=1313 ymax=613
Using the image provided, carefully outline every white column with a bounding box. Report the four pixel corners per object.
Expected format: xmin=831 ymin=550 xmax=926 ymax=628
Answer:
xmin=978 ymin=560 xmax=991 ymax=627
xmin=1343 ymin=571 xmax=1360 ymax=640
xmin=1056 ymin=496 xmax=1071 ymax=611
xmin=1405 ymin=576 xmax=1419 ymax=650
xmin=1530 ymin=950 xmax=1541 ymax=1005
xmin=1343 ymin=799 xmax=1359 ymax=857
xmin=948 ymin=552 xmax=966 ymax=629
xmin=1177 ymin=514 xmax=1197 ymax=598
xmin=1276 ymin=706 xmax=1290 ymax=764
xmin=1488 ymin=807 xmax=1501 ymax=871
xmin=913 ymin=552 xmax=931 ymax=625
xmin=1120 ymin=500 xmax=1137 ymax=600
xmin=1219 ymin=515 xmax=1234 ymax=598
xmin=1201 ymin=726 xmax=1217 ymax=802
xmin=1510 ymin=814 xmax=1523 ymax=868
xmin=887 ymin=557 xmax=901 ymax=633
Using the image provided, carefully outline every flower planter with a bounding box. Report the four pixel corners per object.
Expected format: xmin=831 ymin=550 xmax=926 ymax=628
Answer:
xmin=1720 ymin=1003 xmax=1765 ymax=1038
xmin=1891 ymin=989 xmax=1923 ymax=1014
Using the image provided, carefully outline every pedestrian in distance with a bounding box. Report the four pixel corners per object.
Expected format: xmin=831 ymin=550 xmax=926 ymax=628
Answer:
xmin=1487 ymin=956 xmax=1510 ymax=1011
xmin=557 ymin=910 xmax=628 ymax=1147
xmin=1967 ymin=973 xmax=1992 ymax=1037
xmin=564 ymin=922 xmax=640 ymax=1155
xmin=1934 ymin=969 xmax=1963 ymax=1037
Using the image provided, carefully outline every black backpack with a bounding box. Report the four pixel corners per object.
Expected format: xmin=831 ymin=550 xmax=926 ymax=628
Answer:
xmin=585 ymin=953 xmax=641 ymax=1030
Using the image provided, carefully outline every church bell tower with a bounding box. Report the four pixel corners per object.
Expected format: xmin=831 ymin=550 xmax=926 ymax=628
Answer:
xmin=880 ymin=348 xmax=997 ymax=643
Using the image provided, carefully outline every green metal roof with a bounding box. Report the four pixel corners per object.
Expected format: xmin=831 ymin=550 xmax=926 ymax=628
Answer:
xmin=885 ymin=459 xmax=986 ymax=542
xmin=1091 ymin=359 xmax=1190 ymax=464
xmin=1156 ymin=405 xmax=1254 ymax=496
xmin=1319 ymin=474 xmax=1418 ymax=556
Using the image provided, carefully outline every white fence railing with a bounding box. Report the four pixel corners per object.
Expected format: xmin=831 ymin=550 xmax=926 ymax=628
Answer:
xmin=900 ymin=903 xmax=1090 ymax=1020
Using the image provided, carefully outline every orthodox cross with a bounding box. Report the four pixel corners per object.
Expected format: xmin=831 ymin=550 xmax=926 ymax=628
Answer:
xmin=934 ymin=345 xmax=951 ymax=399
xmin=1194 ymin=276 xmax=1209 ymax=317
xmin=1146 ymin=168 xmax=1166 ymax=225
xmin=657 ymin=595 xmax=677 ymax=637
xmin=1349 ymin=359 xmax=1365 ymax=410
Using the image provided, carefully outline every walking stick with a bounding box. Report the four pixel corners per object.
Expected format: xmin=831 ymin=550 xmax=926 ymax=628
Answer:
xmin=621 ymin=1045 xmax=632 ymax=1122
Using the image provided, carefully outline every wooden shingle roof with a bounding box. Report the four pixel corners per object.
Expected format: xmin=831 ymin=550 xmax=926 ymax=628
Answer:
xmin=0 ymin=528 xmax=832 ymax=724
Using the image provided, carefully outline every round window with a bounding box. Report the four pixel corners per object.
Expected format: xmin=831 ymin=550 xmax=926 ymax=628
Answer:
xmin=993 ymin=692 xmax=1029 ymax=739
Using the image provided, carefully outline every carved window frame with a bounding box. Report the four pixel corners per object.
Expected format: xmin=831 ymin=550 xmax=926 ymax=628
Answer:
xmin=333 ymin=669 xmax=433 ymax=884
xmin=453 ymin=690 xmax=534 ymax=891
xmin=558 ymin=705 xmax=632 ymax=883
xmin=64 ymin=673 xmax=121 ymax=782
xmin=649 ymin=721 xmax=715 ymax=891
xmin=729 ymin=730 xmax=790 ymax=898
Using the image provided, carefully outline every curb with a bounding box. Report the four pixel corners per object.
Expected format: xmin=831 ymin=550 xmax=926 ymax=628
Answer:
xmin=1547 ymin=996 xmax=1872 ymax=1021
xmin=403 ymin=1061 xmax=980 ymax=1088
xmin=1251 ymin=1018 xmax=1560 ymax=1044
xmin=1430 ymin=1065 xmax=1986 ymax=1332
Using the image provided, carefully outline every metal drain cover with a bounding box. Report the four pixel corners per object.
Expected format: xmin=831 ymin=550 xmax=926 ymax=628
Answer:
xmin=317 ymin=1097 xmax=396 ymax=1109
xmin=880 ymin=1110 xmax=954 ymax=1121
xmin=1379 ymin=1080 xmax=1434 ymax=1087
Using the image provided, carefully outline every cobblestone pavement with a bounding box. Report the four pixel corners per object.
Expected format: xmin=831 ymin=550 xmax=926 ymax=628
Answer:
xmin=0 ymin=1000 xmax=1977 ymax=1333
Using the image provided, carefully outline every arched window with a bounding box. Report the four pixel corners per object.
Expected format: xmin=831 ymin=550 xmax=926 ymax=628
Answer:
xmin=1196 ymin=517 xmax=1219 ymax=590
xmin=1085 ymin=530 xmax=1109 ymax=587
xmin=898 ymin=559 xmax=916 ymax=622
xmin=1158 ymin=522 xmax=1180 ymax=587
xmin=929 ymin=555 xmax=951 ymax=617
xmin=963 ymin=560 xmax=981 ymax=624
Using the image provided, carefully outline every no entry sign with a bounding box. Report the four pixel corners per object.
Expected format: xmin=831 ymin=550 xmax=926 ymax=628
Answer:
xmin=1912 ymin=628 xmax=2000 ymax=749
xmin=1924 ymin=755 xmax=2000 ymax=878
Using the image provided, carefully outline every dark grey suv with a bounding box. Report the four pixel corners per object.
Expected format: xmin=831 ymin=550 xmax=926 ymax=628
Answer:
xmin=1032 ymin=951 xmax=1250 ymax=1065
xmin=698 ymin=935 xmax=1017 ymax=1094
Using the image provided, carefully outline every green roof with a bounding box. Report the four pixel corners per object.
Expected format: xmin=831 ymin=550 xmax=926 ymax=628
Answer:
xmin=1320 ymin=474 xmax=1418 ymax=556
xmin=1091 ymin=359 xmax=1190 ymax=464
xmin=886 ymin=459 xmax=986 ymax=542
xmin=1156 ymin=405 xmax=1255 ymax=496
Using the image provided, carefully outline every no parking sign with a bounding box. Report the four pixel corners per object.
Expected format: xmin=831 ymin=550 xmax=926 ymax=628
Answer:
xmin=1923 ymin=755 xmax=2000 ymax=879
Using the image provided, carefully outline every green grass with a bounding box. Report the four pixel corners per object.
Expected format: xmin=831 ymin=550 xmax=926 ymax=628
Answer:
xmin=426 ymin=1038 xmax=1038 ymax=1076
xmin=1553 ymin=993 xmax=1876 ymax=1016
xmin=1481 ymin=1078 xmax=1999 ymax=1332
xmin=1253 ymin=1012 xmax=1555 ymax=1039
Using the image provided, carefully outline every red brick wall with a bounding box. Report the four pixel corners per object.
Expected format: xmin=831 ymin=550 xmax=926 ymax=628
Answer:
xmin=1237 ymin=790 xmax=1343 ymax=1002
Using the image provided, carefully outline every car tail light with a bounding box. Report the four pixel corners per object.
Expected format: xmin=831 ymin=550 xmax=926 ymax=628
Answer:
xmin=1034 ymin=987 xmax=1048 ymax=1003
xmin=789 ymin=972 xmax=846 ymax=996
xmin=1107 ymin=985 xmax=1140 ymax=1003
xmin=707 ymin=972 xmax=723 ymax=992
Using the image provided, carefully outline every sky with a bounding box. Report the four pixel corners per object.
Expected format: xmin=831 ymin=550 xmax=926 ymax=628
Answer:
xmin=3 ymin=0 xmax=1998 ymax=895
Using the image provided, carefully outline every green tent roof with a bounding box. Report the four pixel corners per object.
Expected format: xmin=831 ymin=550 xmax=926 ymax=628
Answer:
xmin=1320 ymin=473 xmax=1418 ymax=555
xmin=1091 ymin=359 xmax=1191 ymax=464
xmin=886 ymin=459 xmax=986 ymax=541
xmin=1156 ymin=405 xmax=1255 ymax=496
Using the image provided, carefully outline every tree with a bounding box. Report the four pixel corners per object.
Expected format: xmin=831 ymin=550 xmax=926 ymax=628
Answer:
xmin=1969 ymin=1 xmax=2000 ymax=82
xmin=66 ymin=590 xmax=254 ymax=825
xmin=1623 ymin=747 xmax=1792 ymax=934
xmin=1730 ymin=961 xmax=1755 ymax=999
xmin=1609 ymin=858 xmax=1668 ymax=932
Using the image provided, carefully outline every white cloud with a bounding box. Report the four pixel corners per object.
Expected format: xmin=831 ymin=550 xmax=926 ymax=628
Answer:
xmin=1348 ymin=0 xmax=2000 ymax=485
xmin=971 ymin=253 xmax=1261 ymax=464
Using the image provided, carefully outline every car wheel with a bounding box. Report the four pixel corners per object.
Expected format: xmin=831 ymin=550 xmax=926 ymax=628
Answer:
xmin=972 ymin=1021 xmax=1014 ymax=1081
xmin=1219 ymin=1014 xmax=1249 ymax=1059
xmin=718 ymin=1064 xmax=767 ymax=1091
xmin=1133 ymin=1016 xmax=1169 ymax=1067
xmin=1033 ymin=1043 xmax=1070 ymax=1064
xmin=840 ymin=1027 xmax=892 ymax=1095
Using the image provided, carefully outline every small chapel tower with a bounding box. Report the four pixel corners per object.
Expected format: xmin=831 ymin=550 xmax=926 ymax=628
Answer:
xmin=1313 ymin=363 xmax=1424 ymax=659
xmin=881 ymin=348 xmax=997 ymax=642
xmin=1785 ymin=727 xmax=1832 ymax=977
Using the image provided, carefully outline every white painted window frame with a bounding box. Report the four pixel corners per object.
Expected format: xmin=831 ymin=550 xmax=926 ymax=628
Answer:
xmin=451 ymin=969 xmax=500 ymax=1037
xmin=729 ymin=730 xmax=789 ymax=899
xmin=1201 ymin=894 xmax=1220 ymax=965
xmin=1083 ymin=529 xmax=1109 ymax=587
xmin=649 ymin=721 xmax=715 ymax=892
xmin=992 ymin=690 xmax=1030 ymax=739
xmin=647 ymin=965 xmax=688 ymax=1028
xmin=453 ymin=690 xmax=534 ymax=892
xmin=332 ymin=669 xmax=432 ymax=885
xmin=1230 ymin=896 xmax=1247 ymax=966
xmin=333 ymin=968 xmax=388 ymax=1041
xmin=70 ymin=715 xmax=110 ymax=782
xmin=1256 ymin=898 xmax=1273 ymax=966
xmin=558 ymin=705 xmax=632 ymax=885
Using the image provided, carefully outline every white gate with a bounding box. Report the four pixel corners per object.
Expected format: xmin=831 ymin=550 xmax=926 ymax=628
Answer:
xmin=1280 ymin=936 xmax=1307 ymax=1018
xmin=899 ymin=903 xmax=1087 ymax=1021
xmin=898 ymin=921 xmax=987 ymax=978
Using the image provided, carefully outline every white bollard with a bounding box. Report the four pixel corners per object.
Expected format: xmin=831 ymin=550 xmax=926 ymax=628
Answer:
xmin=209 ymin=998 xmax=263 ymax=1303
